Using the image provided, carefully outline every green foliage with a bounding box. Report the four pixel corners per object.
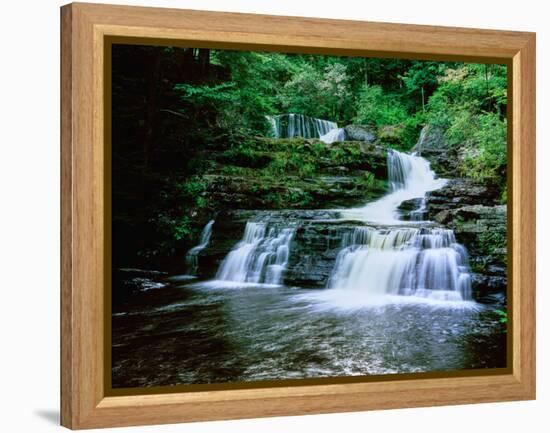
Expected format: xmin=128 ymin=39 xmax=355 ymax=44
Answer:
xmin=460 ymin=113 xmax=507 ymax=185
xmin=357 ymin=171 xmax=376 ymax=189
xmin=400 ymin=61 xmax=445 ymax=110
xmin=175 ymin=177 xmax=207 ymax=207
xmin=478 ymin=229 xmax=507 ymax=261
xmin=267 ymin=189 xmax=313 ymax=207
xmin=494 ymin=309 xmax=508 ymax=333
xmin=220 ymin=165 xmax=249 ymax=176
xmin=280 ymin=63 xmax=352 ymax=122
xmin=353 ymin=85 xmax=408 ymax=126
xmin=500 ymin=186 xmax=507 ymax=204
xmin=174 ymin=82 xmax=237 ymax=105
xmin=494 ymin=309 xmax=508 ymax=324
xmin=422 ymin=64 xmax=508 ymax=195
xmin=265 ymin=152 xmax=315 ymax=178
xmin=153 ymin=213 xmax=192 ymax=246
xmin=221 ymin=144 xmax=272 ymax=168
xmin=173 ymin=216 xmax=193 ymax=241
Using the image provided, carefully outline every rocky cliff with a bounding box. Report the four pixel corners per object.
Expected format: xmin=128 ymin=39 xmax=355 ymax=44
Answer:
xmin=413 ymin=126 xmax=508 ymax=300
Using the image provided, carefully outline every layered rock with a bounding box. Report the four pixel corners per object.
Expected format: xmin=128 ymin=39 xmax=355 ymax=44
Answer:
xmin=426 ymin=178 xmax=501 ymax=215
xmin=425 ymin=185 xmax=507 ymax=298
xmin=183 ymin=127 xmax=508 ymax=303
xmin=202 ymin=140 xmax=388 ymax=211
xmin=445 ymin=205 xmax=507 ymax=299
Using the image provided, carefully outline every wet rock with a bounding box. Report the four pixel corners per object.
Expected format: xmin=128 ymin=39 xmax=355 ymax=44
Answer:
xmin=113 ymin=268 xmax=168 ymax=304
xmin=412 ymin=125 xmax=446 ymax=153
xmin=285 ymin=223 xmax=352 ymax=288
xmin=398 ymin=198 xmax=426 ymax=220
xmin=116 ymin=268 xmax=168 ymax=277
xmin=471 ymin=273 xmax=508 ymax=299
xmin=431 ymin=204 xmax=507 ymax=294
xmin=343 ymin=124 xmax=377 ymax=142
xmin=426 ymin=178 xmax=501 ymax=217
xmin=410 ymin=125 xmax=460 ymax=177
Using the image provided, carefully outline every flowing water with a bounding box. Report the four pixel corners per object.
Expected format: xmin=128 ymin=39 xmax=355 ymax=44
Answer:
xmin=185 ymin=220 xmax=215 ymax=275
xmin=112 ymin=147 xmax=506 ymax=388
xmin=267 ymin=113 xmax=337 ymax=139
xmin=215 ymin=222 xmax=295 ymax=285
xmin=320 ymin=127 xmax=346 ymax=144
xmin=340 ymin=150 xmax=446 ymax=224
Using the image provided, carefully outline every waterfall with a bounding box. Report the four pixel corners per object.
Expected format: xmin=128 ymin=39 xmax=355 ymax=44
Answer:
xmin=320 ymin=127 xmax=346 ymax=144
xmin=266 ymin=115 xmax=278 ymax=138
xmin=267 ymin=114 xmax=337 ymax=139
xmin=328 ymin=227 xmax=471 ymax=301
xmin=185 ymin=220 xmax=215 ymax=275
xmin=216 ymin=222 xmax=294 ymax=285
xmin=409 ymin=198 xmax=427 ymax=221
xmin=341 ymin=149 xmax=446 ymax=224
xmin=329 ymin=148 xmax=472 ymax=302
xmin=207 ymin=142 xmax=471 ymax=303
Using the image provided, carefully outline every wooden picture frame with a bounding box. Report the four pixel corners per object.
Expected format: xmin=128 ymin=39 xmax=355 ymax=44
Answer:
xmin=61 ymin=2 xmax=536 ymax=429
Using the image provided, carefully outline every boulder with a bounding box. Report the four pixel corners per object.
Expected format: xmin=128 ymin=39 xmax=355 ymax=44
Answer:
xmin=411 ymin=125 xmax=463 ymax=176
xmin=343 ymin=124 xmax=377 ymax=143
xmin=412 ymin=124 xmax=446 ymax=153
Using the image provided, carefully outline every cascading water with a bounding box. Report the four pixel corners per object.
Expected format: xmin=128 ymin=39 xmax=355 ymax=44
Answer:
xmin=328 ymin=227 xmax=471 ymax=301
xmin=216 ymin=222 xmax=294 ymax=285
xmin=267 ymin=113 xmax=337 ymax=139
xmin=329 ymin=149 xmax=472 ymax=302
xmin=320 ymin=127 xmax=346 ymax=144
xmin=206 ymin=134 xmax=471 ymax=303
xmin=185 ymin=220 xmax=215 ymax=275
xmin=341 ymin=149 xmax=446 ymax=224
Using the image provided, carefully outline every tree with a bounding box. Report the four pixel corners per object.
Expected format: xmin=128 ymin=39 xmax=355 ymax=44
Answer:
xmin=318 ymin=63 xmax=352 ymax=121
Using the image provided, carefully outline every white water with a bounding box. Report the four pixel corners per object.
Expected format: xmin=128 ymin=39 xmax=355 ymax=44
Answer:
xmin=216 ymin=222 xmax=294 ymax=285
xmin=340 ymin=150 xmax=446 ymax=224
xmin=320 ymin=127 xmax=346 ymax=144
xmin=267 ymin=113 xmax=337 ymax=139
xmin=185 ymin=220 xmax=215 ymax=275
xmin=326 ymin=149 xmax=472 ymax=304
xmin=327 ymin=227 xmax=471 ymax=302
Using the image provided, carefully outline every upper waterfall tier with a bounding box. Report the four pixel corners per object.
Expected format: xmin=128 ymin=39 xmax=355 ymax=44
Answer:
xmin=320 ymin=127 xmax=346 ymax=144
xmin=340 ymin=149 xmax=446 ymax=224
xmin=267 ymin=113 xmax=337 ymax=139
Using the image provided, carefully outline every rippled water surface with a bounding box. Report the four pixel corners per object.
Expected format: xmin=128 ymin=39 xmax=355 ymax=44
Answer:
xmin=112 ymin=278 xmax=506 ymax=388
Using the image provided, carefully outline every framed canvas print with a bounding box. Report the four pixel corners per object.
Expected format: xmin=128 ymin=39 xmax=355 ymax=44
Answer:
xmin=61 ymin=2 xmax=536 ymax=429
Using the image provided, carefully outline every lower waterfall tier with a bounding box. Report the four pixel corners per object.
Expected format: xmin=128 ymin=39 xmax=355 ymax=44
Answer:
xmin=200 ymin=215 xmax=472 ymax=302
xmin=327 ymin=227 xmax=471 ymax=301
